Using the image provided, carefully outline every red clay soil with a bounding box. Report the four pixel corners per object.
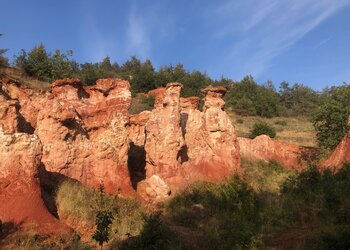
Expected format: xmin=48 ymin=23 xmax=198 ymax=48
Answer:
xmin=0 ymin=181 xmax=70 ymax=235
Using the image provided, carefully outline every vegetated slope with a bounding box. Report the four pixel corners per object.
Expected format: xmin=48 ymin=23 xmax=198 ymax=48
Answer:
xmin=164 ymin=161 xmax=350 ymax=249
xmin=1 ymin=66 xmax=51 ymax=90
xmin=232 ymin=114 xmax=317 ymax=147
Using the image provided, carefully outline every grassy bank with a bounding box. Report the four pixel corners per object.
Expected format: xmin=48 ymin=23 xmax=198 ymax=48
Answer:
xmin=231 ymin=114 xmax=317 ymax=147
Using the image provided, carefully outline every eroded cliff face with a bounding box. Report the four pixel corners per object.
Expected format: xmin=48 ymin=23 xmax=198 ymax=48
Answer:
xmin=136 ymin=84 xmax=242 ymax=201
xmin=2 ymin=73 xmax=313 ymax=206
xmin=36 ymin=78 xmax=133 ymax=194
xmin=137 ymin=83 xmax=185 ymax=200
xmin=0 ymin=94 xmax=68 ymax=234
xmin=320 ymin=116 xmax=350 ymax=170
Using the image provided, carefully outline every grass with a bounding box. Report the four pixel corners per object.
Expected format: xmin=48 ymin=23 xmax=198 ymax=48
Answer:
xmin=0 ymin=230 xmax=90 ymax=250
xmin=2 ymin=66 xmax=51 ymax=90
xmin=55 ymin=180 xmax=145 ymax=247
xmin=230 ymin=113 xmax=317 ymax=147
xmin=55 ymin=180 xmax=188 ymax=249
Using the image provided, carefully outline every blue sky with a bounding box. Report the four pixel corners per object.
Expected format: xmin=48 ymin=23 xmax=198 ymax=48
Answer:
xmin=1 ymin=0 xmax=350 ymax=90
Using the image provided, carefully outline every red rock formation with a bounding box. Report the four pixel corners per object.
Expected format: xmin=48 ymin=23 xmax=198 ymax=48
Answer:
xmin=0 ymin=97 xmax=19 ymax=134
xmin=182 ymin=87 xmax=242 ymax=181
xmin=0 ymin=98 xmax=68 ymax=234
xmin=238 ymin=135 xmax=306 ymax=171
xmin=320 ymin=116 xmax=350 ymax=170
xmin=138 ymin=83 xmax=185 ymax=200
xmin=138 ymin=85 xmax=242 ymax=200
xmin=36 ymin=79 xmax=134 ymax=195
xmin=0 ymin=76 xmax=43 ymax=130
xmin=127 ymin=111 xmax=151 ymax=146
xmin=148 ymin=87 xmax=166 ymax=109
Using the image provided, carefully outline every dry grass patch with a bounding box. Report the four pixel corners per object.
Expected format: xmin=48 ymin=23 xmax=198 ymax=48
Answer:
xmin=229 ymin=113 xmax=317 ymax=147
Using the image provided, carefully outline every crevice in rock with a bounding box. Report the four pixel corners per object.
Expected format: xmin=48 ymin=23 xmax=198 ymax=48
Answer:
xmin=77 ymin=87 xmax=90 ymax=99
xmin=177 ymin=144 xmax=189 ymax=164
xmin=18 ymin=113 xmax=35 ymax=134
xmin=61 ymin=118 xmax=88 ymax=140
xmin=127 ymin=142 xmax=146 ymax=190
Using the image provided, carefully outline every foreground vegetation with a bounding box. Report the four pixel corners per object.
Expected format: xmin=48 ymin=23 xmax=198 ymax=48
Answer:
xmin=3 ymin=161 xmax=349 ymax=249
xmin=166 ymin=162 xmax=350 ymax=249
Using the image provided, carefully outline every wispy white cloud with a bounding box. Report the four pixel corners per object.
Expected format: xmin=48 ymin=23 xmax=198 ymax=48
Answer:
xmin=78 ymin=3 xmax=118 ymax=62
xmin=126 ymin=7 xmax=151 ymax=60
xmin=207 ymin=0 xmax=350 ymax=78
xmin=314 ymin=36 xmax=332 ymax=49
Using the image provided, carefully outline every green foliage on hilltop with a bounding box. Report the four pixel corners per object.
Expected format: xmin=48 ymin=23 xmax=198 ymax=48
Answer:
xmin=313 ymin=84 xmax=350 ymax=149
xmin=225 ymin=76 xmax=280 ymax=117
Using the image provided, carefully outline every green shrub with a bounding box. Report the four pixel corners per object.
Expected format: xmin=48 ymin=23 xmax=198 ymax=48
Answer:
xmin=119 ymin=211 xmax=187 ymax=250
xmin=167 ymin=177 xmax=264 ymax=249
xmin=250 ymin=121 xmax=276 ymax=139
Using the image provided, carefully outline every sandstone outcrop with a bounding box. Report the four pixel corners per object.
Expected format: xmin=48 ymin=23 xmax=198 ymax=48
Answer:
xmin=148 ymin=87 xmax=166 ymax=109
xmin=182 ymin=86 xmax=242 ymax=181
xmin=36 ymin=78 xmax=134 ymax=194
xmin=320 ymin=116 xmax=350 ymax=170
xmin=138 ymin=83 xmax=185 ymax=199
xmin=0 ymin=97 xmax=67 ymax=234
xmin=0 ymin=76 xmax=45 ymax=131
xmin=137 ymin=84 xmax=242 ymax=200
xmin=128 ymin=111 xmax=151 ymax=147
xmin=238 ymin=135 xmax=306 ymax=171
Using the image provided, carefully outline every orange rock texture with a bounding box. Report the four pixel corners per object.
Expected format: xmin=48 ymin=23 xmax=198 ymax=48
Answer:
xmin=0 ymin=88 xmax=68 ymax=234
xmin=36 ymin=78 xmax=133 ymax=194
xmin=137 ymin=84 xmax=242 ymax=200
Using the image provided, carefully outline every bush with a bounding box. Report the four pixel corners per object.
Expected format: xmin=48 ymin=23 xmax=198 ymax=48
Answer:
xmin=166 ymin=178 xmax=264 ymax=249
xmin=250 ymin=121 xmax=276 ymax=139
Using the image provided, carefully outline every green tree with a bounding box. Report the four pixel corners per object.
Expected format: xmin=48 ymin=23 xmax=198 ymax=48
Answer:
xmin=51 ymin=49 xmax=75 ymax=80
xmin=100 ymin=56 xmax=117 ymax=78
xmin=279 ymin=82 xmax=319 ymax=117
xmin=79 ymin=62 xmax=101 ymax=85
xmin=131 ymin=59 xmax=156 ymax=94
xmin=15 ymin=44 xmax=52 ymax=81
xmin=92 ymin=184 xmax=114 ymax=249
xmin=225 ymin=75 xmax=280 ymax=117
xmin=313 ymin=84 xmax=350 ymax=149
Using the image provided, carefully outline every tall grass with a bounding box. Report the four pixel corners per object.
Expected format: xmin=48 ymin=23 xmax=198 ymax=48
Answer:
xmin=55 ymin=180 xmax=144 ymax=245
